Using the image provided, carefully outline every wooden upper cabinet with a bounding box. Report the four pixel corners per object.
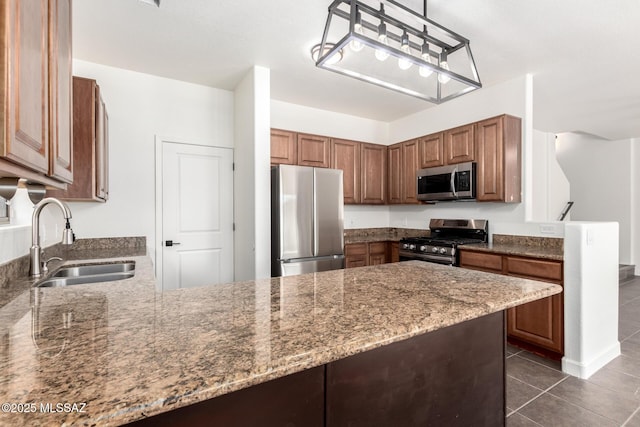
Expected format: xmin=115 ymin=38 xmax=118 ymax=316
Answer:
xmin=270 ymin=129 xmax=297 ymax=165
xmin=361 ymin=143 xmax=386 ymax=204
xmin=444 ymin=124 xmax=475 ymax=164
xmin=402 ymin=139 xmax=420 ymax=204
xmin=388 ymin=140 xmax=420 ymax=205
xmin=387 ymin=144 xmax=402 ymax=204
xmin=331 ymin=139 xmax=361 ymax=204
xmin=0 ymin=0 xmax=73 ymax=188
xmin=48 ymin=77 xmax=108 ymax=202
xmin=0 ymin=0 xmax=50 ymax=174
xmin=475 ymin=115 xmax=521 ymax=203
xmin=419 ymin=133 xmax=444 ymax=168
xmin=297 ymin=133 xmax=330 ymax=168
xmin=48 ymin=0 xmax=73 ymax=183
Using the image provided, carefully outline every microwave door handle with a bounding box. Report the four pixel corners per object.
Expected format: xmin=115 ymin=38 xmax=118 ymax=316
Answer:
xmin=451 ymin=167 xmax=458 ymax=197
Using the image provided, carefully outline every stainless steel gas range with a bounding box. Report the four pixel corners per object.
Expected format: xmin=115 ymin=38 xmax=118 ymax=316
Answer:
xmin=399 ymin=219 xmax=488 ymax=266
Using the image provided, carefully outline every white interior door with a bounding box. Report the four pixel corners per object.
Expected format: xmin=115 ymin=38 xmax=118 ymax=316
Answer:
xmin=161 ymin=142 xmax=234 ymax=289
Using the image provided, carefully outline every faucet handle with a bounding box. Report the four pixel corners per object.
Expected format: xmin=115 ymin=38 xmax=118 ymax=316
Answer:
xmin=43 ymin=257 xmax=63 ymax=273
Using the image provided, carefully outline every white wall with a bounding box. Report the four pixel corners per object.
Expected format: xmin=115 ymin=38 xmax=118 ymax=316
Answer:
xmin=70 ymin=60 xmax=234 ymax=265
xmin=556 ymin=133 xmax=634 ymax=265
xmin=386 ymin=75 xmax=531 ymax=229
xmin=633 ymin=140 xmax=639 ymax=274
xmin=234 ymin=67 xmax=271 ymax=281
xmin=271 ymin=99 xmax=390 ymax=229
xmin=530 ymin=130 xmax=571 ymax=222
xmin=271 ymin=100 xmax=389 ymax=145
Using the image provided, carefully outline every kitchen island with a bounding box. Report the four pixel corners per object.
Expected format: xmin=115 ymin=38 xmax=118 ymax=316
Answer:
xmin=0 ymin=256 xmax=561 ymax=426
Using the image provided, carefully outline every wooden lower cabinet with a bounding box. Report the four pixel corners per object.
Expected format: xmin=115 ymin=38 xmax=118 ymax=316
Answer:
xmin=345 ymin=241 xmax=400 ymax=268
xmin=460 ymin=249 xmax=564 ymax=356
xmin=388 ymin=241 xmax=400 ymax=263
xmin=129 ymin=312 xmax=506 ymax=427
xmin=368 ymin=242 xmax=387 ymax=265
xmin=345 ymin=243 xmax=368 ymax=268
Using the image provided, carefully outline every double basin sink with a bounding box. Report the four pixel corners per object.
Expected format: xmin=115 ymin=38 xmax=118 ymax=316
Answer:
xmin=37 ymin=261 xmax=136 ymax=288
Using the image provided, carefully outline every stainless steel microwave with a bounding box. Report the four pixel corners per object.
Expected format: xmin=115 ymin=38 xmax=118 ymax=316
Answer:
xmin=417 ymin=162 xmax=476 ymax=201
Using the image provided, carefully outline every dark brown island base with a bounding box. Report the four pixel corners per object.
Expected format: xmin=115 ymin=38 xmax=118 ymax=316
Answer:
xmin=129 ymin=311 xmax=504 ymax=427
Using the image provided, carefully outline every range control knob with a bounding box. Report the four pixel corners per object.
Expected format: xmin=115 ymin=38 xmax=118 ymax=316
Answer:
xmin=409 ymin=244 xmax=416 ymax=250
xmin=402 ymin=243 xmax=410 ymax=249
xmin=439 ymin=248 xmax=448 ymax=254
xmin=432 ymin=247 xmax=439 ymax=253
xmin=419 ymin=245 xmax=427 ymax=252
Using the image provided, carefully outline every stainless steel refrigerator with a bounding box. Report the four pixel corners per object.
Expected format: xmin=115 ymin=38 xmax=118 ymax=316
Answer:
xmin=271 ymin=164 xmax=345 ymax=277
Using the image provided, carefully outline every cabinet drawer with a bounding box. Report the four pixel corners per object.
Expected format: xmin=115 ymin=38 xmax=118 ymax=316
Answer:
xmin=368 ymin=242 xmax=386 ymax=255
xmin=506 ymin=257 xmax=562 ymax=282
xmin=459 ymin=251 xmax=503 ymax=273
xmin=345 ymin=243 xmax=367 ymax=256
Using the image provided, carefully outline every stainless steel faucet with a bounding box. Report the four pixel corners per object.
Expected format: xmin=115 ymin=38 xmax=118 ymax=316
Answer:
xmin=30 ymin=197 xmax=75 ymax=277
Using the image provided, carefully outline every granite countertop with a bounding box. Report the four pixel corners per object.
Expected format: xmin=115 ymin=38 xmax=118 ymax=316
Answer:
xmin=344 ymin=227 xmax=428 ymax=244
xmin=459 ymin=235 xmax=564 ymax=261
xmin=0 ymin=256 xmax=561 ymax=426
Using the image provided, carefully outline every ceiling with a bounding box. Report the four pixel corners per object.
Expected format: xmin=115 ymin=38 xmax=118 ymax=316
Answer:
xmin=73 ymin=0 xmax=640 ymax=141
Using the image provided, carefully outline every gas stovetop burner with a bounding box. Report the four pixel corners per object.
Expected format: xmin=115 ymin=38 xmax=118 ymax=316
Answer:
xmin=399 ymin=219 xmax=488 ymax=266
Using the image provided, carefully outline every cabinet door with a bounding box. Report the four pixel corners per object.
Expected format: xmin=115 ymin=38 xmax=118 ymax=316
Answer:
xmin=506 ymin=257 xmax=563 ymax=354
xmin=368 ymin=242 xmax=387 ymax=266
xmin=475 ymin=115 xmax=522 ymax=203
xmin=387 ymin=144 xmax=402 ymax=204
xmin=345 ymin=243 xmax=368 ymax=268
xmin=48 ymin=0 xmax=73 ymax=183
xmin=388 ymin=242 xmax=400 ymax=263
xmin=419 ymin=133 xmax=444 ymax=168
xmin=331 ymin=139 xmax=361 ymax=204
xmin=95 ymin=93 xmax=108 ymax=201
xmin=402 ymin=140 xmax=420 ymax=204
xmin=459 ymin=250 xmax=503 ymax=274
xmin=444 ymin=124 xmax=474 ymax=164
xmin=361 ymin=143 xmax=386 ymax=204
xmin=48 ymin=77 xmax=106 ymax=201
xmin=1 ymin=0 xmax=50 ymax=173
xmin=475 ymin=117 xmax=504 ymax=201
xmin=297 ymin=133 xmax=330 ymax=168
xmin=270 ymin=129 xmax=297 ymax=165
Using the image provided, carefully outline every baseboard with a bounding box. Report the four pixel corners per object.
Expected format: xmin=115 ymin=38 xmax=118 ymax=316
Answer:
xmin=562 ymin=342 xmax=621 ymax=379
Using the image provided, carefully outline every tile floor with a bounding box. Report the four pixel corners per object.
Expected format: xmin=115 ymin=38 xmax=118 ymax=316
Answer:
xmin=506 ymin=276 xmax=640 ymax=426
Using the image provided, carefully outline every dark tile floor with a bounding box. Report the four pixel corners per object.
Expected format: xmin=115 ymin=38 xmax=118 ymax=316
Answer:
xmin=506 ymin=276 xmax=640 ymax=426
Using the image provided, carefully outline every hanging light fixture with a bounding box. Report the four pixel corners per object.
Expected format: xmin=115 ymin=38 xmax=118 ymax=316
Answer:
xmin=312 ymin=0 xmax=481 ymax=104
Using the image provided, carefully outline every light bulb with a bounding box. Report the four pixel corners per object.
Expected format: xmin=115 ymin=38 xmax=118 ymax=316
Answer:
xmin=375 ymin=22 xmax=389 ymax=61
xmin=419 ymin=53 xmax=433 ymax=78
xmin=398 ymin=35 xmax=412 ymax=70
xmin=375 ymin=34 xmax=389 ymax=61
xmin=419 ymin=42 xmax=433 ymax=78
xmin=438 ymin=60 xmax=451 ymax=84
xmin=350 ymin=23 xmax=365 ymax=52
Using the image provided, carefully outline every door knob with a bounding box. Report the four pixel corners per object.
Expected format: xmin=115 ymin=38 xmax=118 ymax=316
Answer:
xmin=165 ymin=240 xmax=181 ymax=247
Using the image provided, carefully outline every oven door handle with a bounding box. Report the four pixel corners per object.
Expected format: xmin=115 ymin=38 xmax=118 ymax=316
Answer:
xmin=450 ymin=167 xmax=458 ymax=198
xmin=399 ymin=251 xmax=455 ymax=265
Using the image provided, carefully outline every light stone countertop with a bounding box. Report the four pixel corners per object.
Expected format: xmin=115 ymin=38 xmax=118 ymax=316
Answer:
xmin=0 ymin=256 xmax=561 ymax=426
xmin=460 ymin=242 xmax=564 ymax=261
